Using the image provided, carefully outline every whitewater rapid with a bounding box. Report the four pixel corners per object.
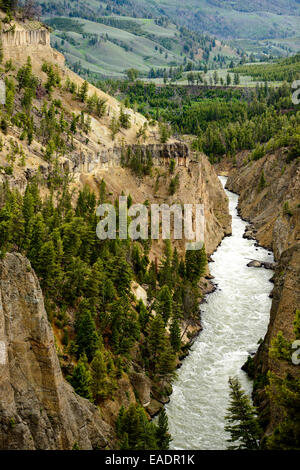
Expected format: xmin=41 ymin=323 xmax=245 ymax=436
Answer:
xmin=166 ymin=176 xmax=274 ymax=450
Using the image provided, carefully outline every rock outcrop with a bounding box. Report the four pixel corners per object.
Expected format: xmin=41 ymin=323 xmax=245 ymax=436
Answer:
xmin=225 ymin=149 xmax=300 ymax=437
xmin=1 ymin=19 xmax=64 ymax=65
xmin=226 ymin=149 xmax=300 ymax=260
xmin=253 ymin=244 xmax=300 ymax=432
xmin=82 ymin=151 xmax=232 ymax=258
xmin=0 ymin=253 xmax=114 ymax=450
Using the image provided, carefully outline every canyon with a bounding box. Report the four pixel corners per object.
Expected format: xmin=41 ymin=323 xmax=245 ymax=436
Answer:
xmin=0 ymin=18 xmax=231 ymax=449
xmin=226 ymin=150 xmax=300 ymax=437
xmin=0 ymin=13 xmax=299 ymax=450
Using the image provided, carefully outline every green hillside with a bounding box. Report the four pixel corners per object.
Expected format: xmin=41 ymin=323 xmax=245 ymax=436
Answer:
xmin=233 ymin=54 xmax=300 ymax=82
xmin=44 ymin=15 xmax=240 ymax=79
xmin=39 ymin=0 xmax=300 ymax=40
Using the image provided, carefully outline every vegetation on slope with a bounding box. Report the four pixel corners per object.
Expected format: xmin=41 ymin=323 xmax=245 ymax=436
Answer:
xmin=95 ymin=75 xmax=300 ymax=164
xmin=38 ymin=0 xmax=300 ymax=41
xmin=37 ymin=0 xmax=246 ymax=79
xmin=233 ymin=54 xmax=300 ymax=82
xmin=0 ymin=11 xmax=210 ymax=448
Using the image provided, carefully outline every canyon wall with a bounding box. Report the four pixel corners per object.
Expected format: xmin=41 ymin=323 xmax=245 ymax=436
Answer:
xmin=0 ymin=253 xmax=114 ymax=450
xmin=226 ymin=149 xmax=300 ymax=436
xmin=253 ymin=244 xmax=300 ymax=434
xmin=226 ymin=149 xmax=300 ymax=260
xmin=1 ymin=22 xmax=64 ymax=65
xmin=0 ymin=18 xmax=232 ymax=449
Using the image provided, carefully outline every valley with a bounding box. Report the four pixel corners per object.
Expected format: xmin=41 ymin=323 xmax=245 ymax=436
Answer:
xmin=0 ymin=0 xmax=299 ymax=453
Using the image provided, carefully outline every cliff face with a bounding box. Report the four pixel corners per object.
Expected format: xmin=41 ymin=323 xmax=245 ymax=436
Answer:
xmin=81 ymin=151 xmax=232 ymax=258
xmin=253 ymin=244 xmax=300 ymax=433
xmin=226 ymin=149 xmax=300 ymax=260
xmin=225 ymin=149 xmax=300 ymax=435
xmin=0 ymin=17 xmax=232 ymax=449
xmin=0 ymin=253 xmax=114 ymax=450
xmin=1 ymin=20 xmax=64 ymax=65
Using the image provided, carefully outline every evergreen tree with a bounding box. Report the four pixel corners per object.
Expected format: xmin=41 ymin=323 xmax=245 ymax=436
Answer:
xmin=234 ymin=73 xmax=240 ymax=85
xmin=185 ymin=245 xmax=207 ymax=284
xmin=70 ymin=354 xmax=92 ymax=400
xmin=156 ymin=409 xmax=172 ymax=450
xmin=90 ymin=348 xmax=108 ymax=401
xmin=137 ymin=299 xmax=149 ymax=332
xmin=170 ymin=317 xmax=181 ymax=352
xmin=156 ymin=285 xmax=173 ymax=325
xmin=147 ymin=314 xmax=166 ymax=365
xmin=78 ymin=80 xmax=89 ymax=102
xmin=225 ymin=377 xmax=262 ymax=450
xmin=75 ymin=304 xmax=99 ymax=361
xmin=37 ymin=240 xmax=62 ymax=293
xmin=158 ymin=344 xmax=176 ymax=377
xmin=266 ymin=373 xmax=300 ymax=450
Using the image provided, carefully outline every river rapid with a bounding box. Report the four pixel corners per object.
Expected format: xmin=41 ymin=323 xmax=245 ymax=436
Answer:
xmin=166 ymin=176 xmax=274 ymax=450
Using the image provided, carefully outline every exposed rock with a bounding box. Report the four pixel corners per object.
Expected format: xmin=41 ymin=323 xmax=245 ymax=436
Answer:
xmin=146 ymin=399 xmax=163 ymax=417
xmin=243 ymin=225 xmax=257 ymax=240
xmin=247 ymin=260 xmax=276 ymax=270
xmin=0 ymin=253 xmax=114 ymax=450
xmin=226 ymin=149 xmax=300 ymax=261
xmin=247 ymin=260 xmax=263 ymax=268
xmin=129 ymin=371 xmax=151 ymax=407
xmin=253 ymin=243 xmax=300 ymax=433
xmin=131 ymin=282 xmax=148 ymax=306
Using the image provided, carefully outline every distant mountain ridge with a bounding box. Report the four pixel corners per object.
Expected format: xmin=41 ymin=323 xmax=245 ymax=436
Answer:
xmin=39 ymin=0 xmax=300 ymax=40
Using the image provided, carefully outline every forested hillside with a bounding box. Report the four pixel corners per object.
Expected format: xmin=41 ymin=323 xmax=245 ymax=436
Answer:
xmin=0 ymin=2 xmax=233 ymax=450
xmin=0 ymin=0 xmax=299 ymax=454
xmin=35 ymin=0 xmax=300 ymax=79
xmin=39 ymin=0 xmax=300 ymax=41
xmin=96 ymin=76 xmax=300 ymax=164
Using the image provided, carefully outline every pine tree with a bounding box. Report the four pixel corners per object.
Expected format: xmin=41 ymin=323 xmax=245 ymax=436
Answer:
xmin=156 ymin=409 xmax=172 ymax=450
xmin=75 ymin=304 xmax=99 ymax=361
xmin=28 ymin=213 xmax=47 ymax=267
xmin=70 ymin=355 xmax=92 ymax=400
xmin=78 ymin=80 xmax=89 ymax=102
xmin=170 ymin=317 xmax=181 ymax=352
xmin=156 ymin=285 xmax=173 ymax=325
xmin=225 ymin=377 xmax=262 ymax=450
xmin=90 ymin=349 xmax=108 ymax=401
xmin=37 ymin=240 xmax=62 ymax=293
xmin=112 ymin=256 xmax=133 ymax=296
xmin=147 ymin=314 xmax=166 ymax=364
xmin=266 ymin=373 xmax=300 ymax=450
xmin=99 ymin=179 xmax=106 ymax=204
xmin=158 ymin=344 xmax=176 ymax=377
xmin=234 ymin=73 xmax=240 ymax=85
xmin=137 ymin=299 xmax=149 ymax=332
xmin=185 ymin=245 xmax=207 ymax=284
xmin=159 ymin=240 xmax=173 ymax=287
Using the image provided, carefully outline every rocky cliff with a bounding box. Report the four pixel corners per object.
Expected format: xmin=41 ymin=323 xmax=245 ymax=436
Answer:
xmin=225 ymin=149 xmax=300 ymax=437
xmin=0 ymin=17 xmax=64 ymax=65
xmin=253 ymin=244 xmax=300 ymax=434
xmin=226 ymin=149 xmax=300 ymax=260
xmin=0 ymin=15 xmax=232 ymax=449
xmin=0 ymin=253 xmax=114 ymax=450
xmin=80 ymin=150 xmax=231 ymax=258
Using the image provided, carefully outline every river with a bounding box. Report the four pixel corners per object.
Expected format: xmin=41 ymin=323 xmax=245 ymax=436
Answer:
xmin=166 ymin=176 xmax=274 ymax=450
